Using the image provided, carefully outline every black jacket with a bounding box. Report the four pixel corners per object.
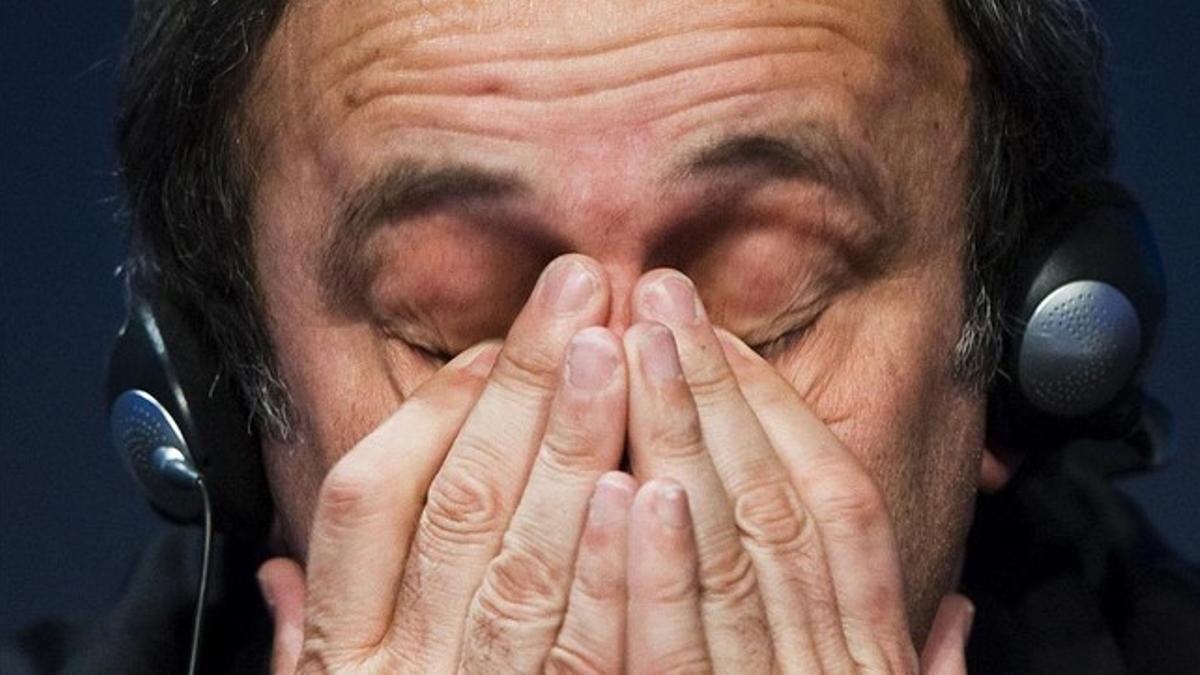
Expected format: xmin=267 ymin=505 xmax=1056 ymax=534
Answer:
xmin=5 ymin=454 xmax=1199 ymax=674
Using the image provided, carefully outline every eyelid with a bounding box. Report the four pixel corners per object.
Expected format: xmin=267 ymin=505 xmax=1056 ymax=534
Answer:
xmin=378 ymin=323 xmax=454 ymax=363
xmin=746 ymin=305 xmax=827 ymax=358
xmin=413 ymin=343 xmax=454 ymax=363
xmin=748 ymin=325 xmax=808 ymax=358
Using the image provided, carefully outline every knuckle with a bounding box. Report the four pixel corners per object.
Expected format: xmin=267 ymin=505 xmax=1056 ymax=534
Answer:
xmin=842 ymin=618 xmax=915 ymax=675
xmin=743 ymin=383 xmax=793 ymax=417
xmin=458 ymin=613 xmax=514 ymax=674
xmin=644 ymin=571 xmax=698 ymax=606
xmin=477 ymin=539 xmax=568 ymax=621
xmin=423 ymin=466 xmax=507 ymax=544
xmin=315 ymin=459 xmax=386 ymax=530
xmin=376 ymin=641 xmax=430 ymax=673
xmin=538 ymin=433 xmax=602 ymax=473
xmin=697 ymin=543 xmax=758 ymax=608
xmin=811 ymin=471 xmax=886 ymax=535
xmin=877 ymin=640 xmax=920 ymax=675
xmin=295 ymin=639 xmax=371 ymax=675
xmin=396 ymin=543 xmax=433 ymax=612
xmin=573 ymin=523 xmax=625 ymax=604
xmin=682 ymin=362 xmax=741 ymax=404
xmin=645 ymin=420 xmax=706 ymax=459
xmin=493 ymin=343 xmax=563 ymax=396
xmin=451 ymin=428 xmax=512 ymax=467
xmin=573 ymin=555 xmax=624 ymax=605
xmin=297 ymin=650 xmax=337 ymax=675
xmin=848 ymin=649 xmax=917 ymax=675
xmin=646 ymin=645 xmax=713 ymax=674
xmin=544 ymin=643 xmax=610 ymax=675
xmin=732 ymin=481 xmax=808 ymax=550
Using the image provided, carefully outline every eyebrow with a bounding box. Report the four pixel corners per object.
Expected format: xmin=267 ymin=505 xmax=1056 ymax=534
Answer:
xmin=320 ymin=162 xmax=528 ymax=314
xmin=676 ymin=129 xmax=889 ymax=225
xmin=319 ymin=127 xmax=892 ymax=315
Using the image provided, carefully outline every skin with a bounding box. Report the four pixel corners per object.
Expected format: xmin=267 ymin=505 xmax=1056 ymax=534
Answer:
xmin=246 ymin=0 xmax=997 ymax=670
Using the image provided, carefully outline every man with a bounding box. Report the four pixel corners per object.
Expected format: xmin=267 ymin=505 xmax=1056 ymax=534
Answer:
xmin=6 ymin=0 xmax=1198 ymax=673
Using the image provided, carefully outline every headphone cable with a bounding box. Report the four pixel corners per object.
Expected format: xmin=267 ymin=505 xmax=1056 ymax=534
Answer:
xmin=187 ymin=477 xmax=214 ymax=675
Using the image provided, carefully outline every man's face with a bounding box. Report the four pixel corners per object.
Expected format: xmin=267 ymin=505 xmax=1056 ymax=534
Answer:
xmin=249 ymin=0 xmax=982 ymax=624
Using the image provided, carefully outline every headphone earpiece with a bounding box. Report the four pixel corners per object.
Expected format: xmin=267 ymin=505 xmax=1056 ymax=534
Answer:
xmin=989 ymin=181 xmax=1168 ymax=454
xmin=107 ymin=277 xmax=271 ymax=537
xmin=110 ymin=389 xmax=203 ymax=520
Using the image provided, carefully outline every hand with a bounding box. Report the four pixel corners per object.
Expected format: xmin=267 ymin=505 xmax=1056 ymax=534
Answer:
xmin=620 ymin=269 xmax=974 ymax=673
xmin=257 ymin=255 xmax=640 ymax=673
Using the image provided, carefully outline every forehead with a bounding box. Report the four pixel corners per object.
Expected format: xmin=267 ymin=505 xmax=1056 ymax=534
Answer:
xmin=272 ymin=0 xmax=961 ymax=64
xmin=253 ymin=0 xmax=967 ymax=159
xmin=248 ymin=0 xmax=971 ymax=299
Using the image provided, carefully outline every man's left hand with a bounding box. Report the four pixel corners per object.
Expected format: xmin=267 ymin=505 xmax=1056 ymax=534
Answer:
xmin=621 ymin=269 xmax=973 ymax=674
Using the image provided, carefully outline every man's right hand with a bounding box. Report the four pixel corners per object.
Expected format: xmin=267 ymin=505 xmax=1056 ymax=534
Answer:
xmin=256 ymin=255 xmax=639 ymax=673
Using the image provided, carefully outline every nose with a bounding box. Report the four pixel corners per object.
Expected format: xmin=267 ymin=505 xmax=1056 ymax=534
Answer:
xmin=591 ymin=257 xmax=648 ymax=340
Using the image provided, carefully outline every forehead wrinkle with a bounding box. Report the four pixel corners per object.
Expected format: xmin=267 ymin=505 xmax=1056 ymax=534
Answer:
xmin=319 ymin=8 xmax=912 ymax=109
xmin=337 ymin=53 xmax=866 ymax=146
xmin=260 ymin=0 xmax=967 ymax=164
xmin=400 ymin=14 xmax=853 ymax=66
xmin=281 ymin=0 xmax=950 ymax=110
xmin=345 ymin=35 xmax=848 ymax=107
xmin=341 ymin=0 xmax=951 ymax=67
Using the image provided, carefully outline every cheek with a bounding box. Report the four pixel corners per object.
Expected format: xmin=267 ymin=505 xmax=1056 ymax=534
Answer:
xmin=772 ymin=281 xmax=984 ymax=626
xmin=781 ymin=281 xmax=981 ymax=505
xmin=263 ymin=317 xmax=442 ymax=557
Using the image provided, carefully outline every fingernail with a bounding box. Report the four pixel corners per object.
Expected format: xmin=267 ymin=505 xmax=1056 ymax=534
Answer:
xmin=463 ymin=343 xmax=500 ymax=376
xmin=540 ymin=258 xmax=595 ymax=314
xmin=652 ymin=481 xmax=689 ymax=528
xmin=715 ymin=329 xmax=750 ymax=362
xmin=566 ymin=330 xmax=618 ymax=390
xmin=642 ymin=275 xmax=699 ymax=325
xmin=256 ymin=570 xmax=276 ymax=614
xmin=961 ymin=601 xmax=976 ymax=645
xmin=638 ymin=325 xmax=683 ymax=384
xmin=589 ymin=472 xmax=634 ymax=527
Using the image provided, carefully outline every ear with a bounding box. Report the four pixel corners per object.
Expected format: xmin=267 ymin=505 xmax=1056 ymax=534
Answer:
xmin=979 ymin=438 xmax=1022 ymax=494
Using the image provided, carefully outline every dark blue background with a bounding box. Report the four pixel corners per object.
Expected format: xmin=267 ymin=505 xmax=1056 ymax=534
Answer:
xmin=2 ymin=2 xmax=1197 ymax=634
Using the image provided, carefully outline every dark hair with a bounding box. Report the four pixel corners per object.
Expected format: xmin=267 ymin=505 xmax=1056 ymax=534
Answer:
xmin=118 ymin=1 xmax=292 ymax=437
xmin=947 ymin=0 xmax=1112 ymax=389
xmin=117 ymin=0 xmax=1112 ymax=439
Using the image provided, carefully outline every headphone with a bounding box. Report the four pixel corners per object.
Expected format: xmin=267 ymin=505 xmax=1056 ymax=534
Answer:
xmin=986 ymin=181 xmax=1170 ymax=464
xmin=107 ymin=277 xmax=271 ymax=538
xmin=106 ymin=180 xmax=1170 ymax=536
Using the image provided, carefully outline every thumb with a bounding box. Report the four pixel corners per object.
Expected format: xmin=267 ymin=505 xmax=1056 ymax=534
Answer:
xmin=920 ymin=593 xmax=974 ymax=675
xmin=257 ymin=557 xmax=307 ymax=674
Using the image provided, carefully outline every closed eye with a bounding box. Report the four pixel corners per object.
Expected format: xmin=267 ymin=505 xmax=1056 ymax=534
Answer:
xmin=748 ymin=327 xmax=806 ymax=358
xmin=379 ymin=324 xmax=454 ymax=364
xmin=746 ymin=308 xmax=825 ymax=359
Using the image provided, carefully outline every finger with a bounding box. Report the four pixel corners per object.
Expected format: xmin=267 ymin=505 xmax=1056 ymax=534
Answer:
xmin=461 ymin=328 xmax=627 ymax=672
xmin=395 ymin=254 xmax=610 ymax=664
xmin=623 ymin=321 xmax=773 ymax=673
xmin=719 ymin=329 xmax=916 ymax=671
xmin=547 ymin=472 xmax=636 ymax=674
xmin=303 ymin=341 xmax=499 ymax=652
xmin=627 ymin=479 xmax=712 ymax=675
xmin=920 ymin=595 xmax=973 ymax=675
xmin=633 ymin=270 xmax=846 ymax=670
xmin=258 ymin=558 xmax=307 ymax=674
